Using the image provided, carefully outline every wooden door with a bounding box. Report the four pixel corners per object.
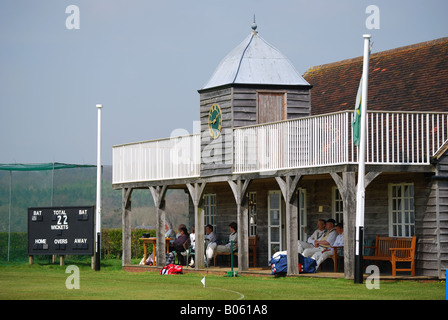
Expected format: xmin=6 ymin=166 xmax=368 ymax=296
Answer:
xmin=258 ymin=92 xmax=286 ymax=124
xmin=268 ymin=190 xmax=283 ymax=260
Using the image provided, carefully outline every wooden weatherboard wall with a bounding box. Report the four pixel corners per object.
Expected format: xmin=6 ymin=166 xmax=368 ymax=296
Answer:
xmin=200 ymin=87 xmax=233 ymax=177
xmin=199 ymin=85 xmax=311 ymax=178
xmin=232 ymin=86 xmax=311 ymax=127
xmin=432 ymin=149 xmax=448 ymax=279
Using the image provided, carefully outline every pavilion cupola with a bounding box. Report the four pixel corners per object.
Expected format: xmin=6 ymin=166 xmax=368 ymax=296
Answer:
xmin=198 ymin=22 xmax=312 ymax=177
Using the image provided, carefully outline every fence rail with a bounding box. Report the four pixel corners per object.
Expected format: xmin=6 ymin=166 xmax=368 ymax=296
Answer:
xmin=234 ymin=111 xmax=448 ymax=173
xmin=112 ymin=134 xmax=200 ymax=184
xmin=112 ymin=111 xmax=448 ymax=183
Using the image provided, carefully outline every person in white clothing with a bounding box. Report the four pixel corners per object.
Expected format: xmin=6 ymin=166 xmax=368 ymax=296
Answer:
xmin=206 ymin=222 xmax=237 ymax=266
xmin=189 ymin=226 xmax=195 ymax=251
xmin=204 ymin=224 xmax=217 ymax=243
xmin=204 ymin=224 xmax=218 ymax=266
xmin=190 ymin=224 xmax=216 ymax=268
xmin=298 ymin=219 xmax=327 ymax=253
xmin=312 ymin=223 xmax=344 ymax=268
xmin=302 ymin=219 xmax=338 ymax=258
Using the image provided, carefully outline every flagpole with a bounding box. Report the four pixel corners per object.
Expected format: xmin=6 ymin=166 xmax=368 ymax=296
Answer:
xmin=354 ymin=34 xmax=371 ymax=284
xmin=95 ymin=104 xmax=102 ymax=271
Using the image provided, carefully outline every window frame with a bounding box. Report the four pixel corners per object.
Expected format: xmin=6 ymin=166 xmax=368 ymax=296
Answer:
xmin=332 ymin=187 xmax=343 ymax=224
xmin=388 ymin=183 xmax=415 ymax=237
xmin=203 ymin=193 xmax=217 ymax=232
xmin=248 ymin=191 xmax=257 ymax=236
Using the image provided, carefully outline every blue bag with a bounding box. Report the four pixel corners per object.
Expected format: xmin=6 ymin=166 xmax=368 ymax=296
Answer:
xmin=269 ymin=252 xmax=288 ymax=275
xmin=299 ymin=253 xmax=317 ymax=273
xmin=269 ymin=252 xmax=317 ymax=275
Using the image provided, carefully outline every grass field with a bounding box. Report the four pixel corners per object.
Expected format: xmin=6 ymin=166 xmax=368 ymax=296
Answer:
xmin=0 ymin=258 xmax=445 ymax=300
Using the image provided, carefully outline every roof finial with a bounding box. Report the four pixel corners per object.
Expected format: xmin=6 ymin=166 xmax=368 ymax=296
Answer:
xmin=251 ymin=14 xmax=257 ymax=33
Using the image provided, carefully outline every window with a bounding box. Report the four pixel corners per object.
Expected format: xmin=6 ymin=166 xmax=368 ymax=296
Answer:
xmin=203 ymin=194 xmax=217 ymax=232
xmin=248 ymin=192 xmax=257 ymax=236
xmin=389 ymin=183 xmax=415 ymax=237
xmin=332 ymin=187 xmax=343 ymax=223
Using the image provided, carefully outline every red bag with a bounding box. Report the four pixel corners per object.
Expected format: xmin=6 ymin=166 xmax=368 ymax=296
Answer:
xmin=160 ymin=264 xmax=183 ymax=275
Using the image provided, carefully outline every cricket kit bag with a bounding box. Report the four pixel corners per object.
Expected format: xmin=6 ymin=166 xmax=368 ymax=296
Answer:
xmin=269 ymin=251 xmax=288 ymax=275
xmin=269 ymin=251 xmax=317 ymax=275
xmin=298 ymin=253 xmax=317 ymax=273
xmin=160 ymin=264 xmax=183 ymax=275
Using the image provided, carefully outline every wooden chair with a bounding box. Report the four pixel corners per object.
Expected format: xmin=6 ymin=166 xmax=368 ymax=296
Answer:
xmin=248 ymin=235 xmax=258 ymax=267
xmin=214 ymin=235 xmax=258 ymax=267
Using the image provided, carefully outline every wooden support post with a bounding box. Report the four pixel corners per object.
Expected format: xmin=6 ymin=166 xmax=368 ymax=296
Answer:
xmin=29 ymin=255 xmax=34 ymax=265
xmin=276 ymin=175 xmax=303 ymax=275
xmin=228 ymin=179 xmax=252 ymax=272
xmin=330 ymin=171 xmax=380 ymax=279
xmin=186 ymin=182 xmax=206 ymax=270
xmin=60 ymin=255 xmax=65 ymax=266
xmin=149 ymin=185 xmax=168 ymax=267
xmin=121 ymin=187 xmax=133 ymax=267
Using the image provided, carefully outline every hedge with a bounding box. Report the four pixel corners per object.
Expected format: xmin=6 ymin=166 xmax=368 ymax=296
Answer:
xmin=101 ymin=228 xmax=156 ymax=259
xmin=0 ymin=229 xmax=156 ymax=261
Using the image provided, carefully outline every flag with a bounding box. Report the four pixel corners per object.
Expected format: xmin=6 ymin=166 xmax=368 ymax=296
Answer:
xmin=352 ymin=77 xmax=363 ymax=146
xmin=201 ymin=276 xmax=206 ymax=288
xmin=353 ymin=42 xmax=372 ymax=146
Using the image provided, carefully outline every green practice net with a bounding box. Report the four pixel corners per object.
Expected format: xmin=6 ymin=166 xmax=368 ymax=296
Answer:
xmin=0 ymin=163 xmax=96 ymax=262
xmin=0 ymin=162 xmax=95 ymax=172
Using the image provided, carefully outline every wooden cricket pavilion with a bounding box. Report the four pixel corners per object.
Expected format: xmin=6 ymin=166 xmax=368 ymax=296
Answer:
xmin=112 ymin=24 xmax=448 ymax=279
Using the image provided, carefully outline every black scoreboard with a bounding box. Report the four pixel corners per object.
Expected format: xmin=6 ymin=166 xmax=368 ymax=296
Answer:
xmin=28 ymin=206 xmax=94 ymax=256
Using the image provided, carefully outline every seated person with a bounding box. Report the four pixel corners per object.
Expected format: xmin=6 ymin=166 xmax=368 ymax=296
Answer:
xmin=188 ymin=226 xmax=195 ymax=267
xmin=173 ymin=226 xmax=190 ymax=265
xmin=311 ymin=222 xmax=344 ymax=269
xmin=176 ymin=224 xmax=187 ymax=238
xmin=205 ymin=224 xmax=217 ymax=244
xmin=206 ymin=222 xmax=237 ymax=266
xmin=168 ymin=224 xmax=187 ymax=252
xmin=165 ymin=225 xmax=176 ymax=249
xmin=302 ymin=219 xmax=337 ymax=258
xmin=165 ymin=227 xmax=175 ymax=239
xmin=189 ymin=226 xmax=195 ymax=251
xmin=190 ymin=224 xmax=217 ymax=268
xmin=298 ymin=219 xmax=327 ymax=253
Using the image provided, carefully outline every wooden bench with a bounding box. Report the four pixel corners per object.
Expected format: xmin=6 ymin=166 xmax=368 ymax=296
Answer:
xmin=363 ymin=235 xmax=417 ymax=276
xmin=214 ymin=235 xmax=258 ymax=267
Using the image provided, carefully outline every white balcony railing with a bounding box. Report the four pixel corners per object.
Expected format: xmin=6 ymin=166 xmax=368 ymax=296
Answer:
xmin=113 ymin=134 xmax=200 ymax=184
xmin=233 ymin=111 xmax=448 ymax=174
xmin=112 ymin=111 xmax=448 ymax=184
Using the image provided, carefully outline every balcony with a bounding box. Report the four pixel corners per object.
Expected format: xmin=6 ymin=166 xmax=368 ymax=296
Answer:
xmin=112 ymin=111 xmax=448 ymax=185
xmin=113 ymin=134 xmax=201 ymax=184
xmin=234 ymin=111 xmax=448 ymax=173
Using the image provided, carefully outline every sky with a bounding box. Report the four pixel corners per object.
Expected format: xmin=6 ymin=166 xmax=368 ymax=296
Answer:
xmin=0 ymin=0 xmax=447 ymax=165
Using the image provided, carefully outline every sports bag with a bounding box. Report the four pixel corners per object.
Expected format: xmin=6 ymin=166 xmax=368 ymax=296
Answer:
xmin=269 ymin=251 xmax=317 ymax=275
xmin=298 ymin=253 xmax=317 ymax=273
xmin=269 ymin=251 xmax=288 ymax=275
xmin=160 ymin=264 xmax=183 ymax=275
